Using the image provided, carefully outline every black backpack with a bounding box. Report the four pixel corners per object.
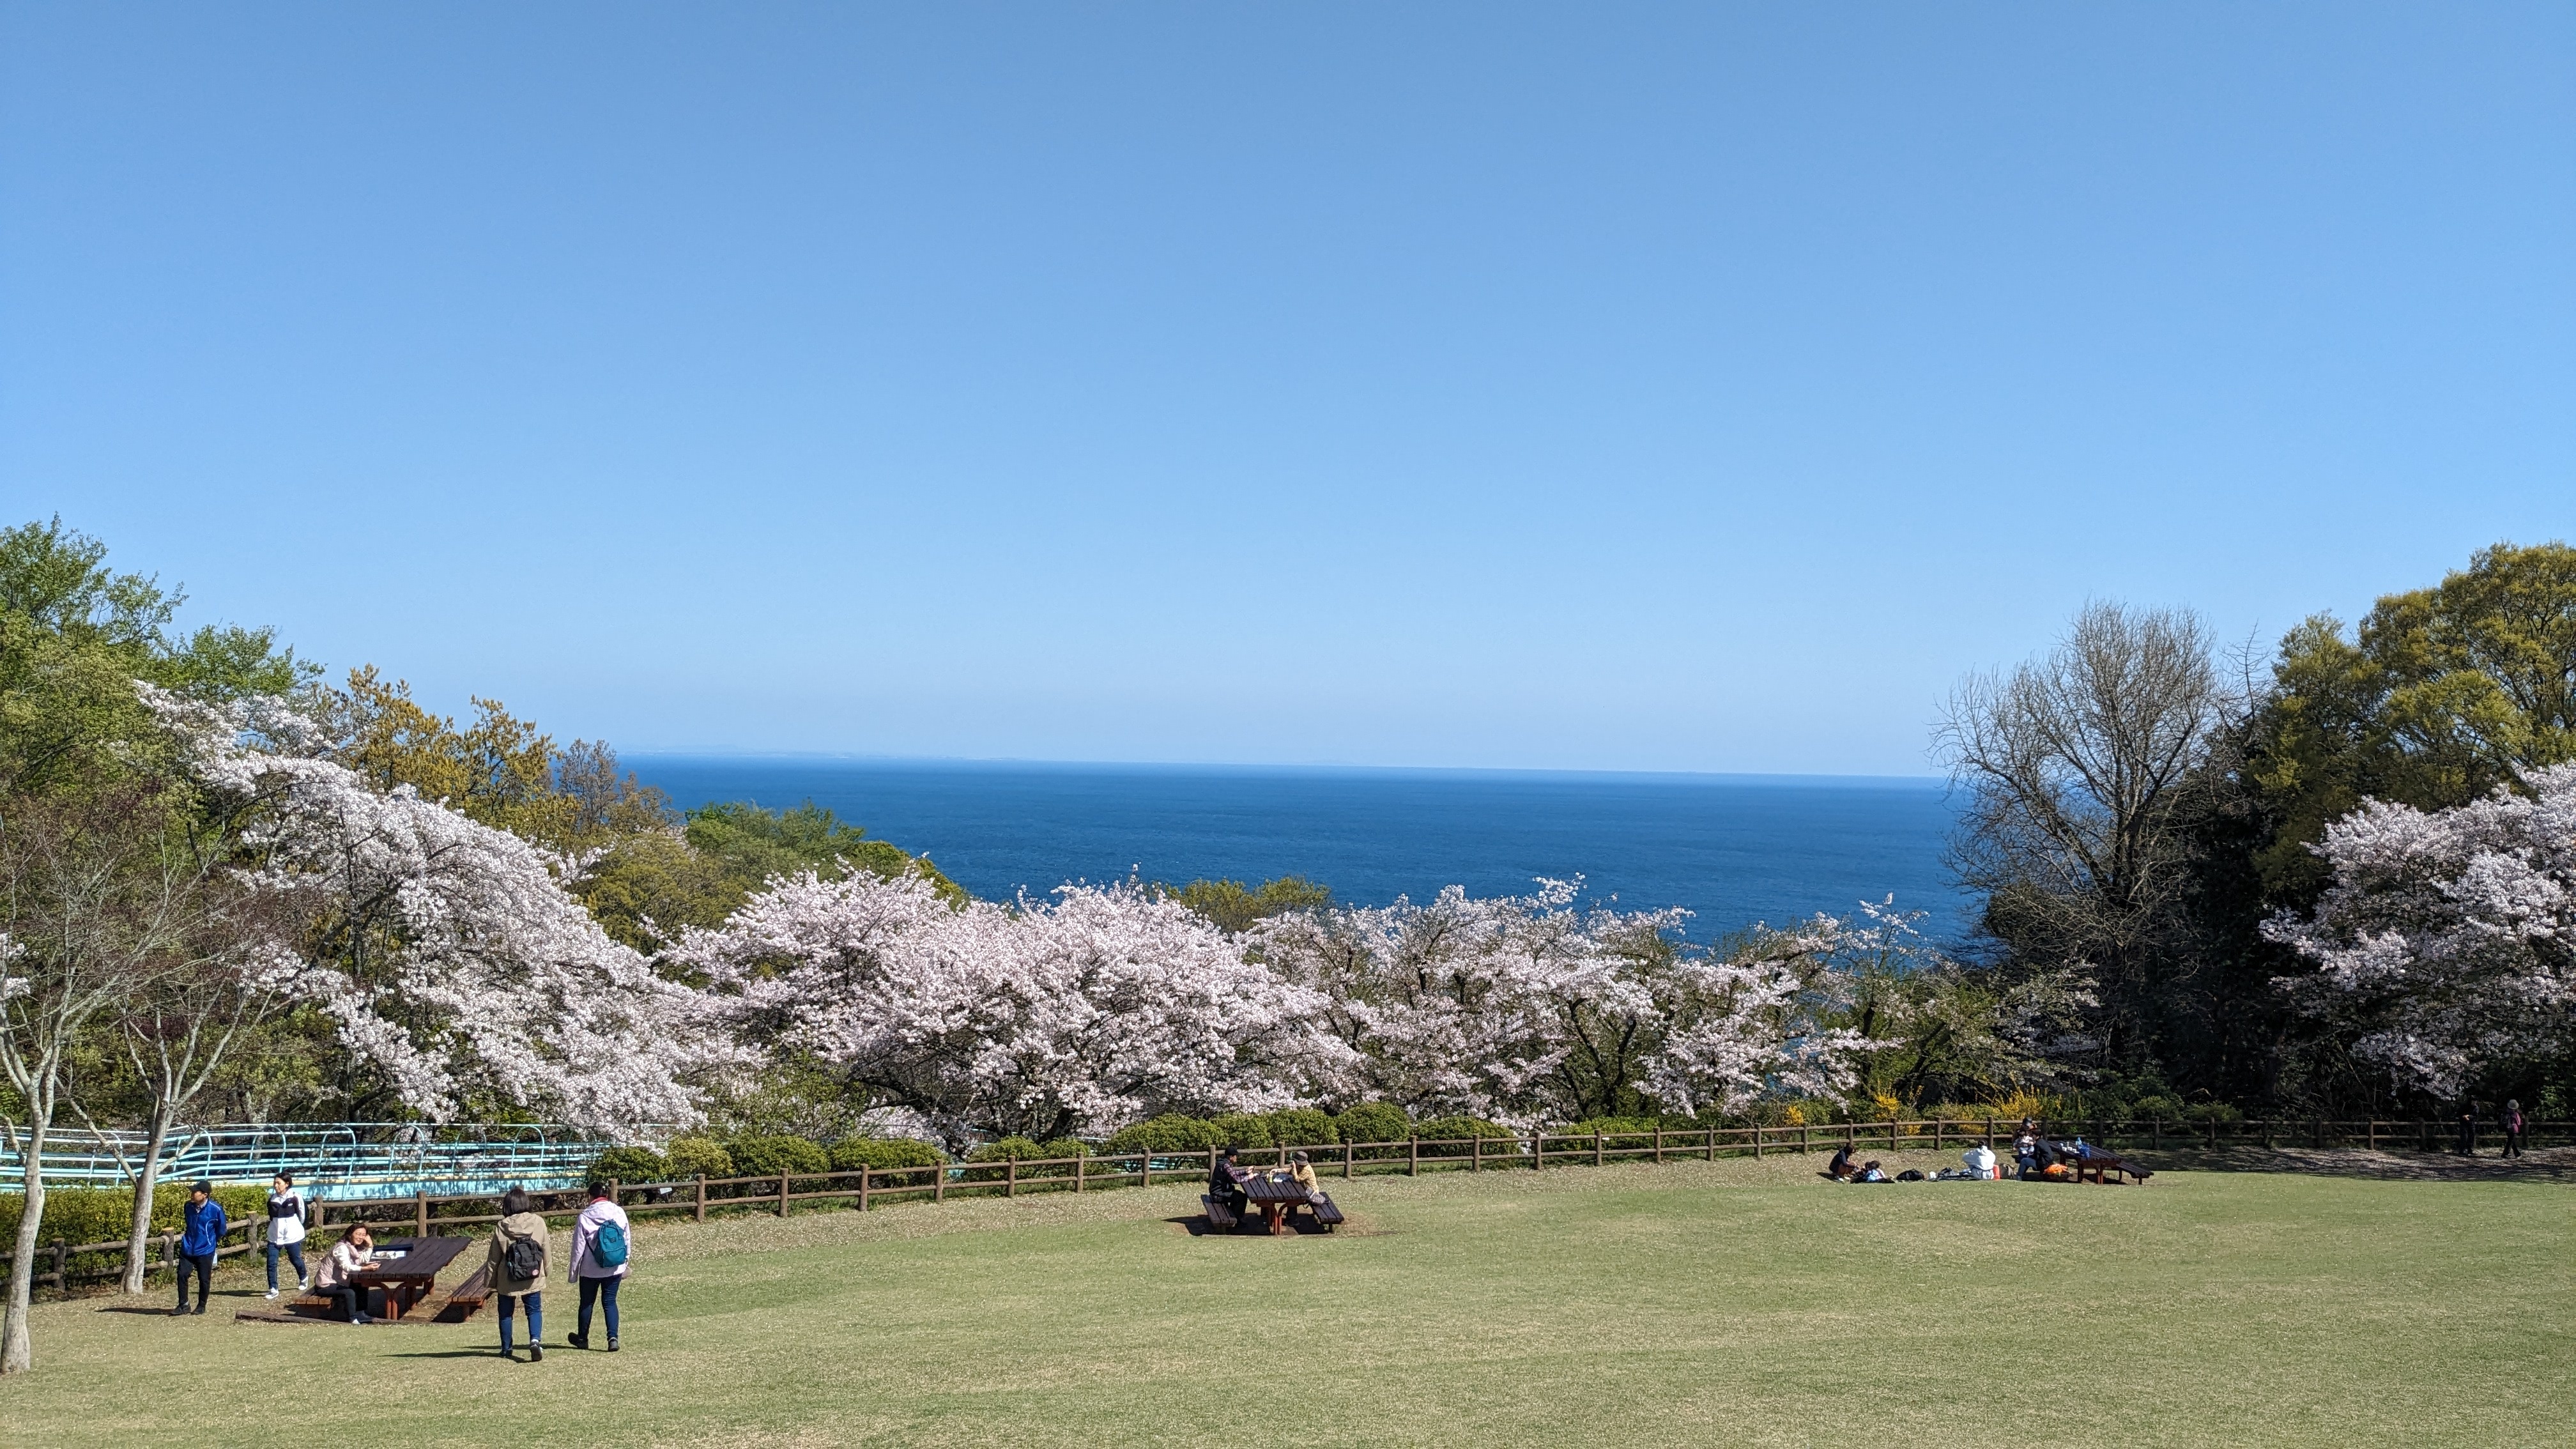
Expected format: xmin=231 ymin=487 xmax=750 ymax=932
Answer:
xmin=503 ymin=1227 xmax=544 ymax=1280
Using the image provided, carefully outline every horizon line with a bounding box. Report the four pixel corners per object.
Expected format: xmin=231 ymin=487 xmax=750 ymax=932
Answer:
xmin=620 ymin=750 xmax=1950 ymax=787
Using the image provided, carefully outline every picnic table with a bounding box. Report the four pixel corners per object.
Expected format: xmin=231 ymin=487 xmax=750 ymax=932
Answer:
xmin=352 ymin=1236 xmax=472 ymax=1321
xmin=1240 ymin=1172 xmax=1313 ymax=1236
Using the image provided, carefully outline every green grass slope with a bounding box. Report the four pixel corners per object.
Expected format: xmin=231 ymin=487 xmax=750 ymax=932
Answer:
xmin=10 ymin=1152 xmax=2570 ymax=1447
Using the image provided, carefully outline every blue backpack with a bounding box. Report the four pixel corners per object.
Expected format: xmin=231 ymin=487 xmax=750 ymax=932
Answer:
xmin=594 ymin=1219 xmax=629 ymax=1269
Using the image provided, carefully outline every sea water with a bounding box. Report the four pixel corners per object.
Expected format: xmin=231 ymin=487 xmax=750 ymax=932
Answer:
xmin=625 ymin=758 xmax=1974 ymax=944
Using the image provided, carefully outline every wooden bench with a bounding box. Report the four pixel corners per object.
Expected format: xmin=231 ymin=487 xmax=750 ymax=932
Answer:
xmin=431 ymin=1265 xmax=491 ymax=1322
xmin=1305 ymin=1193 xmax=1343 ymax=1231
xmin=1200 ymin=1194 xmax=1240 ymax=1231
xmin=2069 ymin=1153 xmax=2151 ymax=1184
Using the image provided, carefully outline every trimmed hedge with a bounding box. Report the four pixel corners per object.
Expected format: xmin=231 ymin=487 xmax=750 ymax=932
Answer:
xmin=2 ymin=1183 xmax=270 ymax=1282
xmin=1335 ymin=1101 xmax=1412 ymax=1157
xmin=829 ymin=1137 xmax=947 ymax=1172
xmin=725 ymin=1135 xmax=831 ymax=1179
xmin=1102 ymin=1114 xmax=1226 ymax=1155
xmin=1266 ymin=1107 xmax=1337 ymax=1147
xmin=1206 ymin=1114 xmax=1273 ymax=1149
xmin=1414 ymin=1116 xmax=1519 ymax=1157
xmin=663 ymin=1136 xmax=735 ymax=1179
xmin=586 ymin=1146 xmax=671 ymax=1184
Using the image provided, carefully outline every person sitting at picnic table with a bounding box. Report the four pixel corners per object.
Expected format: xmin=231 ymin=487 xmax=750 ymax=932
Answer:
xmin=1207 ymin=1147 xmax=1248 ymax=1220
xmin=2014 ymin=1121 xmax=2042 ymax=1179
xmin=1827 ymin=1144 xmax=1859 ymax=1181
xmin=314 ymin=1222 xmax=378 ymax=1324
xmin=1287 ymin=1150 xmax=1318 ymax=1195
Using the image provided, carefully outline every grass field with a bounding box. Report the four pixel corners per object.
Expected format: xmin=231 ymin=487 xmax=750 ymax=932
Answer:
xmin=8 ymin=1149 xmax=2570 ymax=1446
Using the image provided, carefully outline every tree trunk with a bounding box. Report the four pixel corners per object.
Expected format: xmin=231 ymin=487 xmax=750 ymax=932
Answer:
xmin=119 ymin=1107 xmax=174 ymax=1295
xmin=4 ymin=1120 xmax=50 ymax=1375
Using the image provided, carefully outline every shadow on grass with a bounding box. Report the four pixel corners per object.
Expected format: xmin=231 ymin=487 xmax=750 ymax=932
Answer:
xmin=2138 ymin=1142 xmax=2576 ymax=1183
xmin=1167 ymin=1215 xmax=1340 ymax=1238
xmin=383 ymin=1349 xmax=510 ymax=1360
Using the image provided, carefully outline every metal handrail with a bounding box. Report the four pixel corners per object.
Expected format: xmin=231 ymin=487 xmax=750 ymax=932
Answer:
xmin=0 ymin=1122 xmax=672 ymax=1202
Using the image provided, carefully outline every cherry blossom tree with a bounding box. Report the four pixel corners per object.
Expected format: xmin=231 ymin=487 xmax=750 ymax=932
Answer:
xmin=148 ymin=687 xmax=722 ymax=1137
xmin=2266 ymin=763 xmax=2576 ymax=1100
xmin=668 ymin=872 xmax=1352 ymax=1146
xmin=1251 ymin=880 xmax=1885 ymax=1124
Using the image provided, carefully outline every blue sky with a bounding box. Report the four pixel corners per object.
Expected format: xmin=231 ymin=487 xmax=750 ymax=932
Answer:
xmin=4 ymin=4 xmax=2569 ymax=774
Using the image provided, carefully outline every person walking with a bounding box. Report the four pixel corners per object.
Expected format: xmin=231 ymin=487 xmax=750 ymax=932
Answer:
xmin=565 ymin=1180 xmax=631 ymax=1352
xmin=2502 ymin=1099 xmax=2527 ymax=1160
xmin=314 ymin=1222 xmax=378 ymax=1324
xmin=174 ymin=1180 xmax=227 ymax=1315
xmin=263 ymin=1172 xmax=310 ymax=1301
xmin=2457 ymin=1101 xmax=2479 ymax=1157
xmin=486 ymin=1186 xmax=551 ymax=1361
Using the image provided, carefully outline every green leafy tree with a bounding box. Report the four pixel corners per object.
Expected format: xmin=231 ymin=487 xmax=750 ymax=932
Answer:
xmin=1162 ymin=876 xmax=1329 ymax=934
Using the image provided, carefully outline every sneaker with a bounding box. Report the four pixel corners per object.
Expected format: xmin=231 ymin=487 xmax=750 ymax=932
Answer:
xmin=565 ymin=1331 xmax=587 ymax=1350
xmin=351 ymin=1314 xmax=372 ymax=1326
xmin=528 ymin=1343 xmax=543 ymax=1361
xmin=606 ymin=1337 xmax=618 ymax=1353
xmin=500 ymin=1347 xmax=516 ymax=1361
xmin=264 ymin=1289 xmax=280 ymax=1301
xmin=298 ymin=1278 xmax=311 ymax=1294
xmin=191 ymin=1305 xmax=208 ymax=1315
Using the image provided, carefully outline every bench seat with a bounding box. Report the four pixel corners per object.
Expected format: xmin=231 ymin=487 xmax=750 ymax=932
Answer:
xmin=1306 ymin=1192 xmax=1343 ymax=1230
xmin=1200 ymin=1194 xmax=1239 ymax=1231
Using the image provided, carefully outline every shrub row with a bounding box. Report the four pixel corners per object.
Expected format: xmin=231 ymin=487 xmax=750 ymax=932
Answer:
xmin=1 ymin=1183 xmax=271 ymax=1278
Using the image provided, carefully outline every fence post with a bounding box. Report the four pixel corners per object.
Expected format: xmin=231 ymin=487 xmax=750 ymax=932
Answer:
xmin=1984 ymin=1116 xmax=1995 ymax=1149
xmin=778 ymin=1174 xmax=789 ymax=1219
xmin=858 ymin=1166 xmax=870 ymax=1213
xmin=1593 ymin=1130 xmax=1604 ymax=1169
xmin=1345 ymin=1142 xmax=1354 ymax=1179
xmin=1752 ymin=1126 xmax=1762 ymax=1160
xmin=1471 ymin=1135 xmax=1482 ymax=1173
xmin=415 ymin=1190 xmax=427 ymax=1239
xmin=936 ymin=1163 xmax=947 ymax=1202
xmin=1706 ymin=1127 xmax=1716 ymax=1162
xmin=694 ymin=1174 xmax=706 ymax=1224
xmin=50 ymin=1238 xmax=66 ymax=1292
xmin=2366 ymin=1120 xmax=2377 ymax=1151
xmin=1074 ymin=1153 xmax=1084 ymax=1194
xmin=1531 ymin=1129 xmax=1544 ymax=1170
xmin=1409 ymin=1137 xmax=1419 ymax=1177
xmin=1800 ymin=1124 xmax=1810 ymax=1155
xmin=161 ymin=1231 xmax=176 ymax=1278
xmin=1006 ymin=1156 xmax=1018 ymax=1199
xmin=1654 ymin=1126 xmax=1664 ymax=1164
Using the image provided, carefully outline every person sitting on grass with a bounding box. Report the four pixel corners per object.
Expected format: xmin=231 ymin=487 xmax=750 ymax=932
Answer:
xmin=1855 ymin=1160 xmax=1890 ymax=1183
xmin=1827 ymin=1144 xmax=1859 ymax=1181
xmin=1962 ymin=1143 xmax=1998 ymax=1179
xmin=315 ymin=1222 xmax=377 ymax=1324
xmin=1208 ymin=1147 xmax=1248 ymax=1220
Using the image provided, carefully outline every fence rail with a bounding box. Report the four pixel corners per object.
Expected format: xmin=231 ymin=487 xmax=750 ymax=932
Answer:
xmin=12 ymin=1114 xmax=2554 ymax=1292
xmin=1 ymin=1122 xmax=636 ymax=1201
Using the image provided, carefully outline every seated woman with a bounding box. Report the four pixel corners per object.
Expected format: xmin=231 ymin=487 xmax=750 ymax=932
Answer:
xmin=1287 ymin=1150 xmax=1318 ymax=1195
xmin=1962 ymin=1142 xmax=1998 ymax=1178
xmin=314 ymin=1222 xmax=378 ymax=1324
xmin=1827 ymin=1144 xmax=1859 ymax=1181
xmin=1855 ymin=1159 xmax=1890 ymax=1183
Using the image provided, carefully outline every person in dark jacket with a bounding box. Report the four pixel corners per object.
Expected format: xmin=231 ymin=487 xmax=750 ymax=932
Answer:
xmin=2502 ymin=1100 xmax=2526 ymax=1159
xmin=1207 ymin=1147 xmax=1247 ymax=1219
xmin=175 ymin=1181 xmax=227 ymax=1315
xmin=1826 ymin=1145 xmax=1859 ymax=1181
xmin=2014 ymin=1121 xmax=2043 ymax=1180
xmin=2457 ymin=1102 xmax=2479 ymax=1156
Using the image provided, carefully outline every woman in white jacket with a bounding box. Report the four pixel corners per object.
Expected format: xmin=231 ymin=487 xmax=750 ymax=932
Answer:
xmin=263 ymin=1172 xmax=310 ymax=1300
xmin=565 ymin=1179 xmax=631 ymax=1352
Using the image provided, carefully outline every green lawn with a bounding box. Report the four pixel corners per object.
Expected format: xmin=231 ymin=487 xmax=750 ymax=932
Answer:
xmin=8 ymin=1150 xmax=2570 ymax=1446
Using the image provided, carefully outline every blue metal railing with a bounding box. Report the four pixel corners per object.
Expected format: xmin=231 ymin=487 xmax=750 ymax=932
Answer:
xmin=1 ymin=1123 xmax=647 ymax=1202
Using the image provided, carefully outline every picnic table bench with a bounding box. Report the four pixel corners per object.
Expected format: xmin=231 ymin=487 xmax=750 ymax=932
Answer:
xmin=2062 ymin=1151 xmax=2151 ymax=1185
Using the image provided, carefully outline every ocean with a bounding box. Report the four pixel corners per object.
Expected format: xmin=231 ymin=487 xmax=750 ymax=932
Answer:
xmin=625 ymin=758 xmax=1975 ymax=945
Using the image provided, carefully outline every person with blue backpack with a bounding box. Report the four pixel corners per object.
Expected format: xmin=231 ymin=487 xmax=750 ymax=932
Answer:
xmin=565 ymin=1179 xmax=631 ymax=1351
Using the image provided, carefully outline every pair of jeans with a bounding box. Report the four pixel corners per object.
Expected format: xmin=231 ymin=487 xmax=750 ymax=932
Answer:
xmin=266 ymin=1241 xmax=307 ymax=1291
xmin=2016 ymin=1154 xmax=2039 ymax=1179
xmin=577 ymin=1274 xmax=621 ymax=1340
xmin=175 ymin=1252 xmax=214 ymax=1312
xmin=2503 ymin=1130 xmax=2525 ymax=1158
xmin=326 ymin=1285 xmax=371 ymax=1322
xmin=499 ymin=1292 xmax=542 ymax=1351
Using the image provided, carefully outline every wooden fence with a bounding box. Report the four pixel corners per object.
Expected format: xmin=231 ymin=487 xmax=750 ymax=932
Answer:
xmin=10 ymin=1114 xmax=2557 ymax=1292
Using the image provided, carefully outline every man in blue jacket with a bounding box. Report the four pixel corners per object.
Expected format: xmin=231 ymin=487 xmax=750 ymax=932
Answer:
xmin=176 ymin=1181 xmax=227 ymax=1315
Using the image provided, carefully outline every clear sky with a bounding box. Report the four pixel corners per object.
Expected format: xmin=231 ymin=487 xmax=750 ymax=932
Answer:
xmin=4 ymin=4 xmax=2569 ymax=774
